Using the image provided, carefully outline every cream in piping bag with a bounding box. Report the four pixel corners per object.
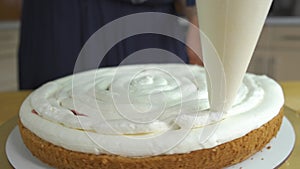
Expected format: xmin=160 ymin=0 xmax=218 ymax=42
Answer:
xmin=196 ymin=0 xmax=273 ymax=112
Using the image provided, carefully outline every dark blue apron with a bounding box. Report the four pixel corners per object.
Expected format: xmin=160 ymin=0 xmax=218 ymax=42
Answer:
xmin=18 ymin=0 xmax=195 ymax=89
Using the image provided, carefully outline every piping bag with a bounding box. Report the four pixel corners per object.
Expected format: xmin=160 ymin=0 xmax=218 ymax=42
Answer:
xmin=196 ymin=0 xmax=273 ymax=112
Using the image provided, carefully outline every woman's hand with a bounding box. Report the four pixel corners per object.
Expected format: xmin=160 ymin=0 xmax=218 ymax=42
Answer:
xmin=186 ymin=15 xmax=203 ymax=66
xmin=175 ymin=0 xmax=203 ymax=66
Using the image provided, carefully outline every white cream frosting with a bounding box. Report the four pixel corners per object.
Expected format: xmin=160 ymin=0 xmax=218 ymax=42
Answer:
xmin=19 ymin=64 xmax=284 ymax=157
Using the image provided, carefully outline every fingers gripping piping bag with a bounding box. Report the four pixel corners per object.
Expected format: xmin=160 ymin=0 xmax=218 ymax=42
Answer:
xmin=196 ymin=0 xmax=273 ymax=112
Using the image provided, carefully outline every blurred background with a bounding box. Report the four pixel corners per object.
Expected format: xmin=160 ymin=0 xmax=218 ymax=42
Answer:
xmin=0 ymin=0 xmax=300 ymax=91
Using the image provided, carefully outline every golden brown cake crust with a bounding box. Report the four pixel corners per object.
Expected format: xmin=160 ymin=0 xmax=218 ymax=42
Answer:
xmin=19 ymin=109 xmax=283 ymax=169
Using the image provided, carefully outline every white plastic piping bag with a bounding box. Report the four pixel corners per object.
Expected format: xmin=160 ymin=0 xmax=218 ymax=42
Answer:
xmin=196 ymin=0 xmax=273 ymax=112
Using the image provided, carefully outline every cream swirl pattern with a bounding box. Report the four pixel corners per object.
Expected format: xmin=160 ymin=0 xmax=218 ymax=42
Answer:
xmin=19 ymin=64 xmax=284 ymax=157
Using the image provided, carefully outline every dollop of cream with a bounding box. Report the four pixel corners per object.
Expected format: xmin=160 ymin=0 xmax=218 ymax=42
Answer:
xmin=20 ymin=64 xmax=284 ymax=157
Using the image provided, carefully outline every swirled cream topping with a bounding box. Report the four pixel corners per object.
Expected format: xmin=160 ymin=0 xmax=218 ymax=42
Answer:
xmin=20 ymin=64 xmax=284 ymax=157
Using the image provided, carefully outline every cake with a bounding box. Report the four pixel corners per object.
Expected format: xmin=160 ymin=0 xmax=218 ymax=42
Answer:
xmin=19 ymin=64 xmax=284 ymax=169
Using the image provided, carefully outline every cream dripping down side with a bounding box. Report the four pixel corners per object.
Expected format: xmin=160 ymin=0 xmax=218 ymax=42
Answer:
xmin=196 ymin=0 xmax=273 ymax=112
xmin=20 ymin=64 xmax=284 ymax=157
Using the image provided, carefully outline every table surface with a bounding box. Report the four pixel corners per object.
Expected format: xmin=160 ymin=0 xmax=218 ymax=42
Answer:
xmin=0 ymin=82 xmax=299 ymax=169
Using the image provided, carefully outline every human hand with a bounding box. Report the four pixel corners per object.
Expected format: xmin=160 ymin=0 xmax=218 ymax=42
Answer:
xmin=186 ymin=16 xmax=203 ymax=66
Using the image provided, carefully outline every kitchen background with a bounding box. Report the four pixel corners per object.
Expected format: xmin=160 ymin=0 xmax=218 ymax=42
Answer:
xmin=0 ymin=0 xmax=300 ymax=91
